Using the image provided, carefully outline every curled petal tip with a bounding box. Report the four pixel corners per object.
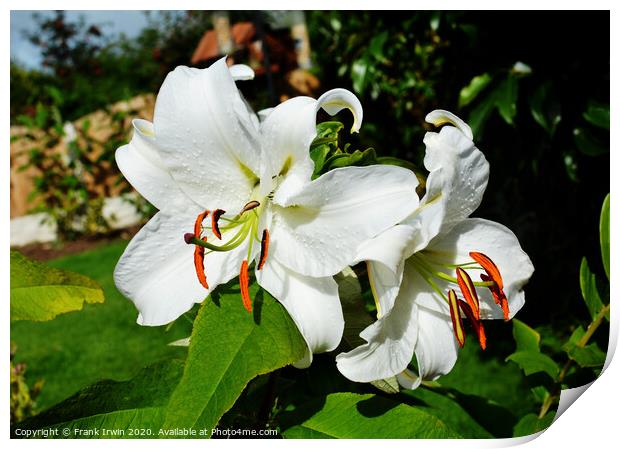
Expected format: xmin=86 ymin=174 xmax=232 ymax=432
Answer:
xmin=425 ymin=109 xmax=473 ymax=140
xmin=317 ymin=88 xmax=363 ymax=133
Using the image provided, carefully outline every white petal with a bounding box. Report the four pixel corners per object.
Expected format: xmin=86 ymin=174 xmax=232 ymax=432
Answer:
xmin=426 ymin=109 xmax=473 ymax=140
xmin=229 ymin=64 xmax=254 ymax=81
xmin=353 ymin=224 xmax=419 ymax=318
xmin=316 ymin=88 xmax=363 ymax=133
xmin=256 ymin=257 xmax=343 ymax=368
xmin=114 ymin=211 xmax=252 ymax=326
xmin=413 ymin=304 xmax=460 ymax=382
xmin=257 ymin=107 xmax=274 ymax=122
xmin=395 ymin=260 xmax=458 ymax=387
xmin=424 ymin=218 xmax=534 ymax=320
xmin=405 ymin=120 xmax=489 ymax=249
xmin=153 ymin=58 xmax=260 ymax=212
xmin=115 ymin=120 xmax=196 ymax=213
xmin=336 ymin=265 xmax=420 ymax=383
xmin=270 ymin=165 xmax=419 ymax=277
xmin=114 ymin=211 xmax=206 ymax=326
xmin=259 ymin=88 xmax=363 ymax=202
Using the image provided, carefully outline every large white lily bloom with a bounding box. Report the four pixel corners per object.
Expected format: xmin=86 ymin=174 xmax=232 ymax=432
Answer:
xmin=113 ymin=58 xmax=420 ymax=366
xmin=336 ymin=110 xmax=534 ymax=386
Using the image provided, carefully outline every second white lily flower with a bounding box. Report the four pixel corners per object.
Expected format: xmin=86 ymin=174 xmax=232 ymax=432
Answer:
xmin=336 ymin=110 xmax=534 ymax=386
xmin=114 ymin=58 xmax=420 ymax=366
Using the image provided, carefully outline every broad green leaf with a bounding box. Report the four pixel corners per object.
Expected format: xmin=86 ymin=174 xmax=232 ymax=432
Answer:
xmin=506 ymin=351 xmax=559 ymax=379
xmin=10 ymin=251 xmax=104 ymax=321
xmin=569 ymin=343 xmax=607 ymax=368
xmin=529 ymin=82 xmax=561 ymax=136
xmin=458 ymin=73 xmax=492 ymax=108
xmin=600 ymin=193 xmax=610 ymax=280
xmin=583 ymin=102 xmax=610 ymax=130
xmin=562 ymin=327 xmax=607 ymax=368
xmin=579 ymin=257 xmax=605 ymax=321
xmin=513 ymin=412 xmax=555 ymax=437
xmin=15 ymin=360 xmax=183 ymax=438
xmin=162 ymin=282 xmax=306 ymax=435
xmin=280 ymin=393 xmax=461 ymax=438
xmin=403 ymin=388 xmax=501 ymax=438
xmin=495 ymin=75 xmax=518 ymax=125
xmin=512 ymin=319 xmax=541 ymax=352
xmin=573 ymin=126 xmax=608 ymax=156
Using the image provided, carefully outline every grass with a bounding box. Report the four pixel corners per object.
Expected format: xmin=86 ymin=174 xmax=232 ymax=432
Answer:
xmin=10 ymin=240 xmax=193 ymax=411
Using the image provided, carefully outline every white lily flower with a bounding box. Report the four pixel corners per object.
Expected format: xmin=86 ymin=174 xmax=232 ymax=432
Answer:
xmin=336 ymin=110 xmax=534 ymax=386
xmin=113 ymin=58 xmax=420 ymax=366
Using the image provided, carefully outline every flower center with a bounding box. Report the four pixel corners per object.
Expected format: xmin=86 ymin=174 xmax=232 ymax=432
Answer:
xmin=410 ymin=251 xmax=509 ymax=350
xmin=183 ymin=199 xmax=270 ymax=313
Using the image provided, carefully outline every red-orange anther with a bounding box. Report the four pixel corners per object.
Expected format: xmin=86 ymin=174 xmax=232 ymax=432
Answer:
xmin=456 ymin=267 xmax=480 ymax=320
xmin=448 ymin=289 xmax=466 ymax=348
xmin=211 ymin=209 xmax=225 ymax=240
xmin=193 ymin=237 xmax=209 ymax=290
xmin=258 ymin=229 xmax=270 ymax=270
xmin=458 ymin=300 xmax=487 ymax=350
xmin=240 ymin=260 xmax=252 ymax=313
xmin=194 ymin=210 xmax=210 ymax=237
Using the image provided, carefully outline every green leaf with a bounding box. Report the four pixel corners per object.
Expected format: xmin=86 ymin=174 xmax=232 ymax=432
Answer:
xmin=506 ymin=351 xmax=559 ymax=379
xmin=600 ymin=193 xmax=610 ymax=280
xmin=15 ymin=360 xmax=184 ymax=438
xmin=512 ymin=319 xmax=541 ymax=352
xmin=529 ymin=82 xmax=561 ymax=136
xmin=403 ymin=388 xmax=504 ymax=438
xmin=579 ymin=257 xmax=605 ymax=321
xmin=569 ymin=343 xmax=607 ymax=368
xmin=573 ymin=126 xmax=608 ymax=156
xmin=368 ymin=31 xmax=389 ymax=63
xmin=495 ymin=75 xmax=518 ymax=125
xmin=351 ymin=57 xmax=369 ymax=94
xmin=467 ymin=89 xmax=496 ymax=137
xmin=162 ymin=282 xmax=306 ymax=435
xmin=583 ymin=102 xmax=610 ymax=130
xmin=458 ymin=73 xmax=492 ymax=108
xmin=280 ymin=393 xmax=461 ymax=438
xmin=563 ymin=327 xmax=606 ymax=368
xmin=513 ymin=412 xmax=555 ymax=437
xmin=10 ymin=251 xmax=104 ymax=321
xmin=324 ymin=148 xmax=378 ymax=171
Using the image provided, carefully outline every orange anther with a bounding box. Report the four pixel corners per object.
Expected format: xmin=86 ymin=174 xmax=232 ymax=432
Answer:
xmin=193 ymin=237 xmax=209 ymax=290
xmin=258 ymin=229 xmax=270 ymax=270
xmin=211 ymin=209 xmax=225 ymax=240
xmin=456 ymin=267 xmax=480 ymax=320
xmin=194 ymin=210 xmax=210 ymax=237
xmin=448 ymin=289 xmax=466 ymax=348
xmin=240 ymin=260 xmax=252 ymax=312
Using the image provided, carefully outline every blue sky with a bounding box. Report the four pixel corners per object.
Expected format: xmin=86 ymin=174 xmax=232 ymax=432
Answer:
xmin=10 ymin=10 xmax=150 ymax=69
